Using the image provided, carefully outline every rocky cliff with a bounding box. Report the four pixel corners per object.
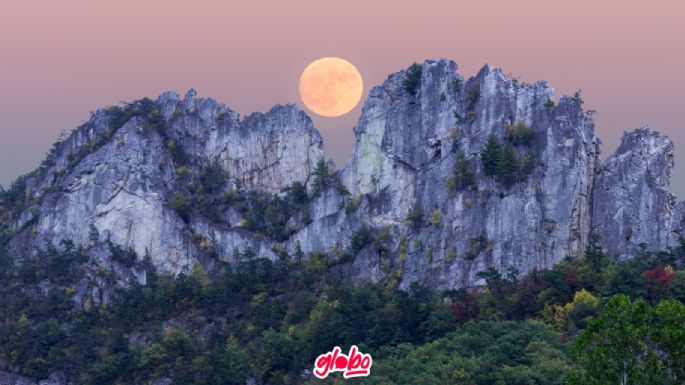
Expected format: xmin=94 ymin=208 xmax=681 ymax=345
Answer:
xmin=1 ymin=58 xmax=682 ymax=291
xmin=592 ymin=127 xmax=684 ymax=258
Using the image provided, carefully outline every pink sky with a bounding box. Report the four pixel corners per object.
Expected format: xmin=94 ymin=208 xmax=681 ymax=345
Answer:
xmin=1 ymin=0 xmax=684 ymax=195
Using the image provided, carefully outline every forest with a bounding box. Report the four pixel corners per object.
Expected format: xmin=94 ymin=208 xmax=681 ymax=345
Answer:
xmin=0 ymin=234 xmax=684 ymax=384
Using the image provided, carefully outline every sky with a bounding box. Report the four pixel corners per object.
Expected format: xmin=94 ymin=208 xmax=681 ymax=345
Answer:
xmin=1 ymin=0 xmax=684 ymax=196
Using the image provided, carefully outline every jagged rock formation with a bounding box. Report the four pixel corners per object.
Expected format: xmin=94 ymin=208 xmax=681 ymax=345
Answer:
xmin=157 ymin=90 xmax=324 ymax=192
xmin=1 ymin=58 xmax=682 ymax=292
xmin=5 ymin=93 xmax=322 ymax=281
xmin=592 ymin=127 xmax=684 ymax=258
xmin=331 ymin=60 xmax=600 ymax=287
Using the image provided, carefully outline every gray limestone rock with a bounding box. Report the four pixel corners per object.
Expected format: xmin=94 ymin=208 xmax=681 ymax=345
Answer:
xmin=3 ymin=58 xmax=681 ymax=292
xmin=592 ymin=127 xmax=682 ymax=258
xmin=337 ymin=59 xmax=600 ymax=288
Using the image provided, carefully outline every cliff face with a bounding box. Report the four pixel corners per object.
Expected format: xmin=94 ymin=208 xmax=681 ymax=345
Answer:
xmin=2 ymin=58 xmax=682 ymax=290
xmin=157 ymin=90 xmax=324 ymax=192
xmin=5 ymin=92 xmax=323 ymax=281
xmin=333 ymin=59 xmax=600 ymax=287
xmin=592 ymin=127 xmax=683 ymax=258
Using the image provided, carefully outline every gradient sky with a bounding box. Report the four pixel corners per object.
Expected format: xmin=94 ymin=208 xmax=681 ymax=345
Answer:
xmin=1 ymin=0 xmax=684 ymax=196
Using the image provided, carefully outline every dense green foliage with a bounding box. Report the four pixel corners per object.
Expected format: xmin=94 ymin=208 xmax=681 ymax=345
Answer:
xmin=572 ymin=91 xmax=584 ymax=106
xmin=167 ymin=158 xmax=314 ymax=241
xmin=222 ymin=188 xmax=308 ymax=241
xmin=481 ymin=134 xmax=503 ymax=176
xmin=447 ymin=150 xmax=475 ymax=192
xmin=170 ymin=193 xmax=191 ymax=223
xmin=352 ymin=320 xmax=571 ymax=385
xmin=171 ymin=158 xmax=346 ymax=242
xmin=0 ymin=172 xmax=32 ymax=226
xmin=311 ymin=157 xmax=330 ymax=194
xmin=480 ymin=134 xmax=535 ymax=186
xmin=187 ymin=159 xmax=230 ymax=223
xmin=350 ymin=225 xmax=373 ymax=253
xmin=569 ymin=295 xmax=685 ymax=385
xmin=0 ymin=244 xmax=459 ymax=384
xmin=1 ymin=234 xmax=684 ymax=384
xmin=403 ymin=63 xmax=423 ymax=95
xmin=504 ymin=120 xmax=534 ymax=147
xmin=106 ymin=98 xmax=158 ymax=130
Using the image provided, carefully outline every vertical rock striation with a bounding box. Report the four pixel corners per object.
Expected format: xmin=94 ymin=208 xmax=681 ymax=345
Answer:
xmin=592 ymin=127 xmax=683 ymax=258
xmin=6 ymin=91 xmax=323 ymax=277
xmin=338 ymin=59 xmax=600 ymax=288
xmin=2 ymin=59 xmax=682 ymax=290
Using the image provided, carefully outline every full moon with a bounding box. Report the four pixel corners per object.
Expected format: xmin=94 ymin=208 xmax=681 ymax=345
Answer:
xmin=299 ymin=57 xmax=363 ymax=117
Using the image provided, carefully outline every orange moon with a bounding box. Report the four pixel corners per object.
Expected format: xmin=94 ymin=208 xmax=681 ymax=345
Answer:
xmin=299 ymin=57 xmax=364 ymax=117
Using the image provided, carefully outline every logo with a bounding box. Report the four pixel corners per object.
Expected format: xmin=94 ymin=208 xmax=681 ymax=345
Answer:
xmin=313 ymin=345 xmax=373 ymax=379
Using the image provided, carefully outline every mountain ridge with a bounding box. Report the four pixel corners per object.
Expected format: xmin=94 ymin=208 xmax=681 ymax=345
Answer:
xmin=1 ymin=58 xmax=682 ymax=292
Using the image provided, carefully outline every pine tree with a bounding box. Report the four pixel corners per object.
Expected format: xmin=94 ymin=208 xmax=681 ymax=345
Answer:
xmin=288 ymin=181 xmax=308 ymax=207
xmin=449 ymin=151 xmax=475 ymax=191
xmin=404 ymin=63 xmax=423 ymax=95
xmin=312 ymin=157 xmax=330 ymax=193
xmin=264 ymin=203 xmax=282 ymax=239
xmin=480 ymin=134 xmax=502 ymax=176
xmin=200 ymin=159 xmax=227 ymax=195
xmin=293 ymin=241 xmax=305 ymax=262
xmin=496 ymin=144 xmax=520 ymax=186
xmin=519 ymin=153 xmax=535 ymax=175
